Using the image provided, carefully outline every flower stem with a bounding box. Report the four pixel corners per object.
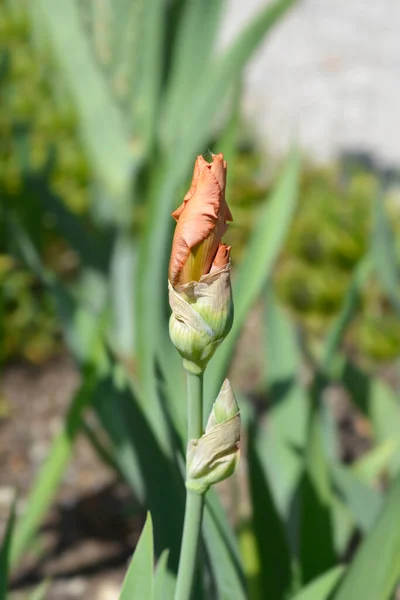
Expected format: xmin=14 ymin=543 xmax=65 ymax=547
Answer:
xmin=174 ymin=372 xmax=205 ymax=600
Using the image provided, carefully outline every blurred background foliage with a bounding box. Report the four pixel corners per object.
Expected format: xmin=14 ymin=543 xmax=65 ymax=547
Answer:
xmin=1 ymin=0 xmax=400 ymax=598
xmin=2 ymin=0 xmax=400 ymax=367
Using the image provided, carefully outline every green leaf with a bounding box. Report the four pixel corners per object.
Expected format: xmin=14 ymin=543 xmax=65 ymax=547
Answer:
xmin=372 ymin=192 xmax=400 ymax=313
xmin=206 ymin=147 xmax=300 ymax=405
xmin=299 ymin=411 xmax=336 ymax=584
xmin=11 ymin=370 xmax=95 ymax=566
xmin=257 ymin=287 xmax=308 ymax=517
xmin=94 ymin=372 xmax=185 ymax=569
xmin=161 ymin=0 xmax=225 ymax=148
xmin=331 ymin=496 xmax=355 ymax=556
xmin=322 ymin=255 xmax=372 ymax=373
xmin=369 ymin=379 xmax=400 ymax=477
xmin=292 ymin=566 xmax=345 ymax=600
xmin=353 ymin=439 xmax=400 ymax=484
xmin=341 ymin=359 xmax=371 ymax=416
xmin=179 ymin=0 xmax=297 ymax=155
xmin=154 ymin=550 xmax=175 ymax=600
xmin=263 ymin=283 xmax=301 ymax=387
xmin=109 ymin=232 xmax=137 ymax=356
xmin=203 ymin=502 xmax=247 ymax=600
xmin=0 ymin=501 xmax=16 ymax=600
xmin=34 ymin=0 xmax=135 ymax=220
xmin=128 ymin=0 xmax=164 ymax=158
xmin=120 ymin=513 xmax=154 ymax=600
xmin=30 ymin=178 xmax=113 ymax=273
xmin=29 ymin=580 xmax=50 ymax=600
xmin=333 ymin=474 xmax=400 ymax=600
xmin=260 ymin=385 xmax=308 ymax=518
xmin=247 ymin=424 xmax=292 ymax=600
xmin=330 ymin=463 xmax=383 ymax=533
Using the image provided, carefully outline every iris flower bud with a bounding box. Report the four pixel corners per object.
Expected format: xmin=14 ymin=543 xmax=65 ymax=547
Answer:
xmin=168 ymin=153 xmax=233 ymax=374
xmin=186 ymin=379 xmax=240 ymax=494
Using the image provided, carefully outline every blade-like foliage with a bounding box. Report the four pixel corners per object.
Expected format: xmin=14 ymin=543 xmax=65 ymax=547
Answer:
xmin=10 ymin=370 xmax=95 ymax=566
xmin=353 ymin=439 xmax=400 ymax=484
xmin=372 ymin=191 xmax=400 ymax=313
xmin=0 ymin=500 xmax=16 ymax=600
xmin=321 ymin=255 xmax=372 ymax=372
xmin=334 ymin=474 xmax=400 ymax=600
xmin=154 ymin=550 xmax=175 ymax=600
xmin=206 ymin=148 xmax=300 ymax=405
xmin=202 ymin=505 xmax=247 ymax=600
xmin=29 ymin=580 xmax=50 ymax=600
xmin=161 ymin=0 xmax=225 ymax=148
xmin=299 ymin=411 xmax=336 ymax=584
xmin=293 ymin=566 xmax=345 ymax=600
xmin=258 ymin=287 xmax=308 ymax=517
xmin=369 ymin=379 xmax=400 ymax=477
xmin=94 ymin=371 xmax=185 ymax=569
xmin=248 ymin=425 xmax=292 ymax=600
xmin=120 ymin=513 xmax=154 ymax=600
xmin=330 ymin=463 xmax=382 ymax=533
xmin=34 ymin=0 xmax=135 ymax=220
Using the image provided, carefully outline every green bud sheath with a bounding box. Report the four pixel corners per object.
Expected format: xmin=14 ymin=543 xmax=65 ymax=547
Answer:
xmin=168 ymin=262 xmax=233 ymax=374
xmin=186 ymin=379 xmax=240 ymax=494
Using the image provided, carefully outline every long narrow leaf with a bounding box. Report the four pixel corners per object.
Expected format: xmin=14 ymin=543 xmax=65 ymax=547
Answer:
xmin=120 ymin=513 xmax=154 ymax=600
xmin=0 ymin=501 xmax=16 ymax=600
xmin=206 ymin=148 xmax=300 ymax=405
xmin=94 ymin=372 xmax=185 ymax=569
xmin=330 ymin=463 xmax=383 ymax=533
xmin=372 ymin=191 xmax=400 ymax=313
xmin=248 ymin=425 xmax=292 ymax=600
xmin=161 ymin=0 xmax=225 ymax=148
xmin=154 ymin=550 xmax=175 ymax=600
xmin=369 ymin=379 xmax=400 ymax=477
xmin=35 ymin=0 xmax=135 ymax=218
xmin=334 ymin=474 xmax=400 ymax=600
xmin=203 ymin=506 xmax=247 ymax=600
xmin=10 ymin=370 xmax=95 ymax=566
xmin=29 ymin=580 xmax=50 ymax=600
xmin=299 ymin=411 xmax=336 ymax=584
xmin=257 ymin=287 xmax=308 ymax=518
xmin=293 ymin=566 xmax=345 ymax=600
xmin=322 ymin=255 xmax=372 ymax=372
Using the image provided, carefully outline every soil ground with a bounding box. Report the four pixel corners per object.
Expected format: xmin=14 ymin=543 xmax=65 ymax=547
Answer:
xmin=0 ymin=355 xmax=143 ymax=600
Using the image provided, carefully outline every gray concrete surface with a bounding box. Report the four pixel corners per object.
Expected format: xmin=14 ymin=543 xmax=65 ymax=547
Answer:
xmin=222 ymin=0 xmax=400 ymax=166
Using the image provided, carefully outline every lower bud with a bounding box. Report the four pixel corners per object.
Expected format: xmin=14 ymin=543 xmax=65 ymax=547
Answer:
xmin=186 ymin=379 xmax=240 ymax=495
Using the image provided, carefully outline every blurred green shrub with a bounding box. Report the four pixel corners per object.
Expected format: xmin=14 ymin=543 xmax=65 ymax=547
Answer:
xmin=1 ymin=0 xmax=400 ymax=369
xmin=226 ymin=150 xmax=400 ymax=364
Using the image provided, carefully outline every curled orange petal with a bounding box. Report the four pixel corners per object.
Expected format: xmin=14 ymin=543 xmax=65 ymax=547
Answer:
xmin=169 ymin=153 xmax=232 ymax=286
xmin=211 ymin=244 xmax=231 ymax=271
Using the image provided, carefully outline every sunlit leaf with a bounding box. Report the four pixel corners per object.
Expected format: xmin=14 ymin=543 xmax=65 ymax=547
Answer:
xmin=334 ymin=474 xmax=400 ymax=600
xmin=330 ymin=463 xmax=382 ymax=533
xmin=11 ymin=370 xmax=95 ymax=566
xmin=206 ymin=147 xmax=300 ymax=405
xmin=293 ymin=566 xmax=345 ymax=600
xmin=154 ymin=549 xmax=175 ymax=600
xmin=248 ymin=425 xmax=292 ymax=600
xmin=120 ymin=513 xmax=154 ymax=600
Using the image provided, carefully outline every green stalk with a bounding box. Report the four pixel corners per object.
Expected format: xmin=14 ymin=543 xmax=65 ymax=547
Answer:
xmin=175 ymin=372 xmax=205 ymax=600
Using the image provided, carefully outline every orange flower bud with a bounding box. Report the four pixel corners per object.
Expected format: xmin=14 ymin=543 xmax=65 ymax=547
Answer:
xmin=168 ymin=153 xmax=233 ymax=287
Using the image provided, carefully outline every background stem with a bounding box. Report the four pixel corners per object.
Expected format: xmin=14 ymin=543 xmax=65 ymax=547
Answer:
xmin=174 ymin=372 xmax=205 ymax=600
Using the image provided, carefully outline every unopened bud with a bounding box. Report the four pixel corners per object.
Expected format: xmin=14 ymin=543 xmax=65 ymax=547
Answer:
xmin=186 ymin=379 xmax=240 ymax=494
